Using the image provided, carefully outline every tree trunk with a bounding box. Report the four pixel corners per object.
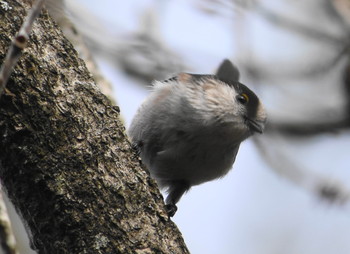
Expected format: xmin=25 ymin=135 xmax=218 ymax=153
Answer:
xmin=0 ymin=1 xmax=189 ymax=253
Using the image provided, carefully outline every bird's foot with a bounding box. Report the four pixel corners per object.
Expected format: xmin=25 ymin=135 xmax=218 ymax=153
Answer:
xmin=131 ymin=141 xmax=143 ymax=156
xmin=165 ymin=203 xmax=178 ymax=217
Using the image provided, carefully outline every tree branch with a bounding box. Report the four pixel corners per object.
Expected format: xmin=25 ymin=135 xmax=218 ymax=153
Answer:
xmin=0 ymin=1 xmax=189 ymax=253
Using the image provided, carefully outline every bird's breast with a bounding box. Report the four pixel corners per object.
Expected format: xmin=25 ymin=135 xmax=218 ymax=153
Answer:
xmin=151 ymin=133 xmax=240 ymax=186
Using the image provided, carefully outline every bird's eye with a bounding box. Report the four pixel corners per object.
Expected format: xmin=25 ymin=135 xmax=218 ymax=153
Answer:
xmin=237 ymin=93 xmax=249 ymax=104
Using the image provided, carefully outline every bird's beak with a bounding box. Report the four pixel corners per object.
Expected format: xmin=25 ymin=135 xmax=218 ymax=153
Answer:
xmin=246 ymin=119 xmax=265 ymax=134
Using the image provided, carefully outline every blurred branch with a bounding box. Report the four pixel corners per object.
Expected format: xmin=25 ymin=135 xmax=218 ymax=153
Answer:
xmin=0 ymin=190 xmax=18 ymax=254
xmin=116 ymin=33 xmax=185 ymax=82
xmin=101 ymin=7 xmax=185 ymax=82
xmin=46 ymin=0 xmax=116 ymax=104
xmin=246 ymin=51 xmax=350 ymax=135
xmin=253 ymin=2 xmax=346 ymax=46
xmin=192 ymin=0 xmax=237 ymax=16
xmin=265 ymin=119 xmax=350 ymax=136
xmin=255 ymin=134 xmax=350 ymax=206
xmin=194 ymin=0 xmax=347 ymax=45
xmin=328 ymin=0 xmax=350 ymax=29
xmin=53 ymin=1 xmax=185 ymax=84
xmin=191 ymin=0 xmax=257 ymax=18
xmin=345 ymin=59 xmax=350 ymax=112
xmin=194 ymin=0 xmax=349 ymax=79
xmin=242 ymin=44 xmax=349 ymax=79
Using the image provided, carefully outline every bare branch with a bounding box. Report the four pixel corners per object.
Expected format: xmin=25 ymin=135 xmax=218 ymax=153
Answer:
xmin=254 ymin=135 xmax=350 ymax=207
xmin=241 ymin=44 xmax=349 ymax=80
xmin=195 ymin=0 xmax=347 ymax=46
xmin=57 ymin=1 xmax=185 ymax=84
xmin=253 ymin=3 xmax=346 ymax=46
xmin=267 ymin=120 xmax=350 ymax=136
xmin=327 ymin=0 xmax=350 ymax=30
xmin=0 ymin=0 xmax=45 ymax=98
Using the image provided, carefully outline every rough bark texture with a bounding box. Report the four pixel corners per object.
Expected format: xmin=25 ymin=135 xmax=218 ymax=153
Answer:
xmin=0 ymin=1 xmax=189 ymax=254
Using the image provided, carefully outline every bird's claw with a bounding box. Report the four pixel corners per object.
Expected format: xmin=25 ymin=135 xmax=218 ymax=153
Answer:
xmin=165 ymin=204 xmax=178 ymax=217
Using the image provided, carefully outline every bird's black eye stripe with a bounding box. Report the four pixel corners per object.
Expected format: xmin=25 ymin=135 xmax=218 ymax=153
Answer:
xmin=237 ymin=93 xmax=249 ymax=104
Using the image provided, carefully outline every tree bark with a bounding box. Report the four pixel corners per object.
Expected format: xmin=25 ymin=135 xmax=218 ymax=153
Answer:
xmin=0 ymin=1 xmax=189 ymax=253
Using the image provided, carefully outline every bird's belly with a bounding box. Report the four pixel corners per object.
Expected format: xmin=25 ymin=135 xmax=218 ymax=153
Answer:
xmin=151 ymin=142 xmax=239 ymax=186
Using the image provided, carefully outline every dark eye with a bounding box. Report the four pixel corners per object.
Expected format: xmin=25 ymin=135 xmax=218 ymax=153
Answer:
xmin=237 ymin=93 xmax=249 ymax=105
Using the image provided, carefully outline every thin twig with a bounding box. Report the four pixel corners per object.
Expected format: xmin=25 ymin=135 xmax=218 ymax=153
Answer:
xmin=0 ymin=190 xmax=18 ymax=254
xmin=0 ymin=0 xmax=46 ymax=98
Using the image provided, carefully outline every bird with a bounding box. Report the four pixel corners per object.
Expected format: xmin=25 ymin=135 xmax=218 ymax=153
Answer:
xmin=128 ymin=59 xmax=267 ymax=216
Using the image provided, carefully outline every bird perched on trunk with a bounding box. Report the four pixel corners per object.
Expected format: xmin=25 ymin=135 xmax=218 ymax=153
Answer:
xmin=128 ymin=59 xmax=267 ymax=216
